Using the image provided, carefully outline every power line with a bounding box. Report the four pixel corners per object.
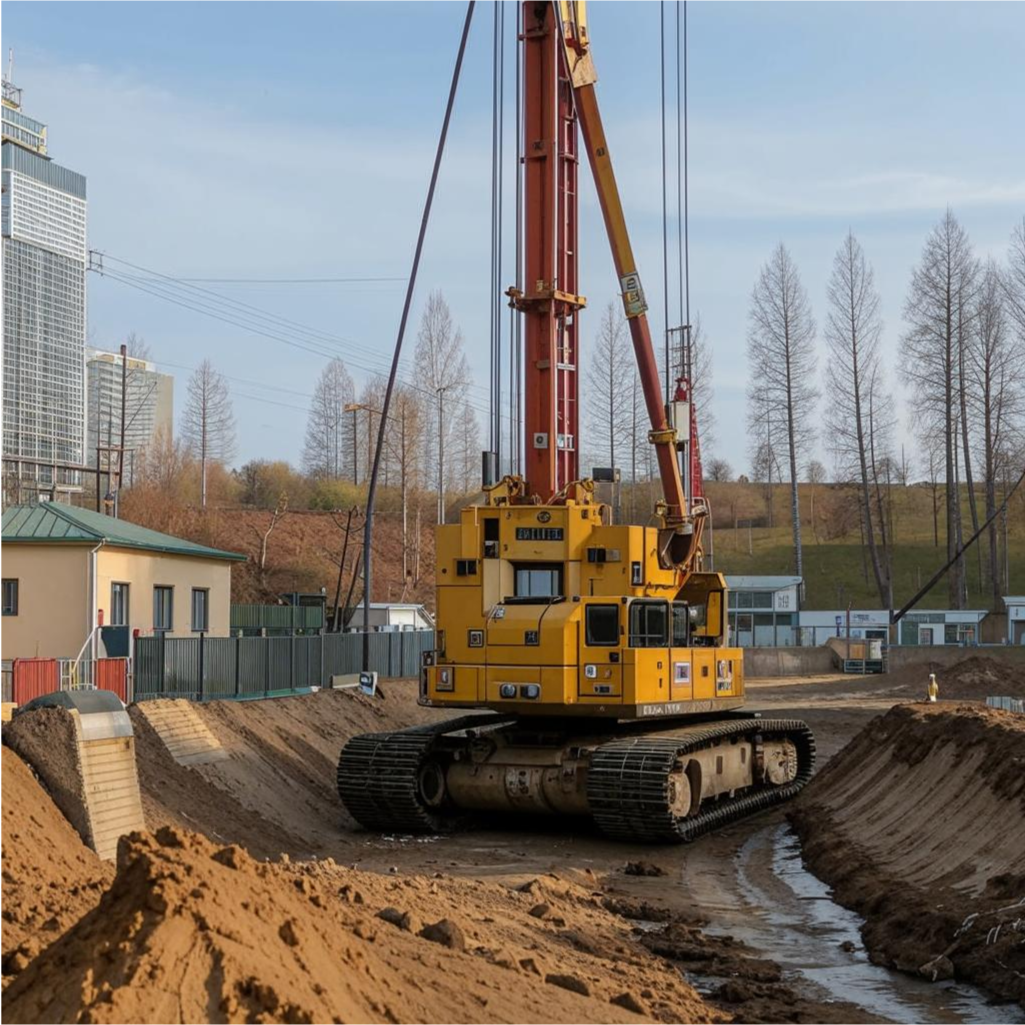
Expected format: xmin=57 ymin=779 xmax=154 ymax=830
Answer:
xmin=176 ymin=276 xmax=406 ymax=284
xmin=94 ymin=262 xmax=497 ymax=421
xmin=92 ymin=250 xmax=494 ymax=402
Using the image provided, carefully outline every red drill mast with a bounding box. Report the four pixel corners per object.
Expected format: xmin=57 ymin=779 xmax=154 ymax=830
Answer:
xmin=510 ymin=1 xmax=704 ymax=567
xmin=509 ymin=1 xmax=582 ymax=500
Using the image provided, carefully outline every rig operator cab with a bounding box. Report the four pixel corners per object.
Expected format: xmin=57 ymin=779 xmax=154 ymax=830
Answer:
xmin=423 ymin=480 xmax=742 ymax=719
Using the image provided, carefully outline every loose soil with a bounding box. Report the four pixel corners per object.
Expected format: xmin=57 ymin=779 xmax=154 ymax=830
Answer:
xmin=3 ymin=825 xmax=719 ymax=1024
xmin=1 ymin=747 xmax=112 ymax=980
xmin=5 ymin=655 xmax=1025 ymax=1023
xmin=791 ymin=702 xmax=1025 ymax=1006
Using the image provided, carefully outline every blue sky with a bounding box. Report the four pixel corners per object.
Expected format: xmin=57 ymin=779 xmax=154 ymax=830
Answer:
xmin=4 ymin=1 xmax=1024 ymax=476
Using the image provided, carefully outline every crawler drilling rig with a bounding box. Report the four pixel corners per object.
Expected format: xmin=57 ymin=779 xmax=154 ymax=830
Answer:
xmin=337 ymin=2 xmax=813 ymax=841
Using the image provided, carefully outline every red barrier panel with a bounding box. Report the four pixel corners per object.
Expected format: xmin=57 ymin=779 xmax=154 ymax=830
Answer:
xmin=95 ymin=658 xmax=128 ymax=703
xmin=11 ymin=658 xmax=59 ymax=705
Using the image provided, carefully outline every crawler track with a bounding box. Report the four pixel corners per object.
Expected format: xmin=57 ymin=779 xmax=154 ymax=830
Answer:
xmin=336 ymin=713 xmax=512 ymax=833
xmin=337 ymin=716 xmax=814 ymax=842
xmin=586 ymin=718 xmax=815 ymax=842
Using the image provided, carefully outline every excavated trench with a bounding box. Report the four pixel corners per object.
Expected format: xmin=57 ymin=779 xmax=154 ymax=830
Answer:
xmin=708 ymin=824 xmax=1024 ymax=1024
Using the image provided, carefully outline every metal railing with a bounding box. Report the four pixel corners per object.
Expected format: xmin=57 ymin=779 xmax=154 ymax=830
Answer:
xmin=986 ymin=695 xmax=1025 ymax=714
xmin=133 ymin=630 xmax=434 ymax=703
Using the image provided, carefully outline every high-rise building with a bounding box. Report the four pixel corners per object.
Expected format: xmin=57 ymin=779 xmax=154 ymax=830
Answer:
xmin=2 ymin=73 xmax=87 ymax=501
xmin=86 ymin=348 xmax=174 ymax=485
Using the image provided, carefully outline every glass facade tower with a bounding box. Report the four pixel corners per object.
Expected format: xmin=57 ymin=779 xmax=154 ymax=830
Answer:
xmin=2 ymin=77 xmax=87 ymax=500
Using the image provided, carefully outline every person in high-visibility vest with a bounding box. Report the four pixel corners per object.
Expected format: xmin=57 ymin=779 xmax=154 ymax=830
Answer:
xmin=927 ymin=673 xmax=939 ymax=702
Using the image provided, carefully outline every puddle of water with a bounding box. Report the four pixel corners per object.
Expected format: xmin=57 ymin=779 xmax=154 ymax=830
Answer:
xmin=701 ymin=823 xmax=1023 ymax=1025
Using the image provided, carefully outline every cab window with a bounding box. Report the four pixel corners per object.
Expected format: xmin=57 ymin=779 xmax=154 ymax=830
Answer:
xmin=585 ymin=604 xmax=619 ymax=646
xmin=514 ymin=564 xmax=563 ymax=598
xmin=672 ymin=602 xmax=689 ymax=646
xmin=629 ymin=601 xmax=669 ymax=647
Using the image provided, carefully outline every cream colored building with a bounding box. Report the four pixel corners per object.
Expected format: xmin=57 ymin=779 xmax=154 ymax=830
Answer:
xmin=2 ymin=503 xmax=245 ymax=661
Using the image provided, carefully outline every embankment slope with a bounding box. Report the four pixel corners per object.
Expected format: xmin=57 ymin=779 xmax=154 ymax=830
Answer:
xmin=791 ymin=702 xmax=1025 ymax=1005
xmin=1 ymin=747 xmax=113 ymax=978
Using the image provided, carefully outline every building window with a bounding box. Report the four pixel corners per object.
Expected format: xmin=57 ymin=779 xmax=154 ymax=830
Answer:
xmin=153 ymin=586 xmax=173 ymax=632
xmin=111 ymin=582 xmax=130 ymax=626
xmin=629 ymin=600 xmax=669 ymax=648
xmin=191 ymin=588 xmax=209 ymax=633
xmin=585 ymin=604 xmax=619 ymax=646
xmin=514 ymin=564 xmax=563 ymax=599
xmin=2 ymin=579 xmax=18 ymax=616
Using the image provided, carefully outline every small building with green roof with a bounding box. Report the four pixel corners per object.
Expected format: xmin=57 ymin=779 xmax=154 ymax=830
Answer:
xmin=2 ymin=503 xmax=245 ymax=661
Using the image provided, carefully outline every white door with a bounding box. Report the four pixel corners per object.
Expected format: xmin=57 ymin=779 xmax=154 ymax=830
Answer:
xmin=919 ymin=626 xmax=934 ymax=646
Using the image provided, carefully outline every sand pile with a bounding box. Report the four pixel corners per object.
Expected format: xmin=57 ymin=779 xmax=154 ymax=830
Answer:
xmin=3 ymin=826 xmax=720 ymax=1024
xmin=129 ymin=685 xmax=443 ymax=860
xmin=791 ymin=703 xmax=1025 ymax=1004
xmin=1 ymin=747 xmax=114 ymax=980
xmin=887 ymin=654 xmax=1025 ymax=700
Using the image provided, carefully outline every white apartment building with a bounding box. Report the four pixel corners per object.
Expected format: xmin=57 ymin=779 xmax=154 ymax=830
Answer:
xmin=86 ymin=348 xmax=173 ymax=481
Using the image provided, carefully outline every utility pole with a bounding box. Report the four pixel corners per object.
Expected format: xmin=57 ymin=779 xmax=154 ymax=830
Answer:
xmin=351 ymin=406 xmax=359 ymax=485
xmin=95 ymin=394 xmax=102 ymax=512
xmin=437 ymin=385 xmax=447 ymax=525
xmin=104 ymin=411 xmax=114 ymax=515
xmin=116 ymin=343 xmax=128 ymax=516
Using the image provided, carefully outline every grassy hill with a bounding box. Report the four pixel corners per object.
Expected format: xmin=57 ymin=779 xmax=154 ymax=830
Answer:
xmin=696 ymin=479 xmax=1025 ymax=611
xmin=118 ymin=474 xmax=1023 ymax=615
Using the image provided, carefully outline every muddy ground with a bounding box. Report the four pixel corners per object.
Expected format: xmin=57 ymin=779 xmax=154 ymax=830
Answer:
xmin=3 ymin=656 xmax=1024 ymax=1023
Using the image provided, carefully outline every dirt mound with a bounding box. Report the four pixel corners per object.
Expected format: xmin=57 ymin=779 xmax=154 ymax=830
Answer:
xmin=886 ymin=654 xmax=1025 ymax=700
xmin=1 ymin=747 xmax=113 ymax=980
xmin=130 ymin=684 xmax=444 ymax=860
xmin=3 ymin=826 xmax=720 ymax=1024
xmin=791 ymin=703 xmax=1025 ymax=1004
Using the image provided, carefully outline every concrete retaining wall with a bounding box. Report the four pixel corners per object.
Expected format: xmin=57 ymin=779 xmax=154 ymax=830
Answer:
xmin=5 ymin=705 xmax=145 ymax=861
xmin=886 ymin=645 xmax=1025 ymax=671
xmin=743 ymin=646 xmax=836 ymax=678
xmin=743 ymin=642 xmax=1025 ymax=677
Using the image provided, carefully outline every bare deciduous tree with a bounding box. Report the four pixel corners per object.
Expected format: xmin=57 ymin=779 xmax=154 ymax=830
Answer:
xmin=586 ymin=301 xmax=632 ymax=473
xmin=706 ymin=458 xmax=733 ymax=483
xmin=451 ymin=401 xmax=483 ymax=496
xmin=971 ymin=259 xmax=1023 ymax=607
xmin=303 ymin=359 xmax=355 ymax=480
xmin=824 ymin=231 xmax=892 ymax=607
xmin=181 ymin=360 xmax=236 ymax=508
xmin=413 ymin=292 xmax=471 ymax=515
xmin=249 ymin=494 xmax=288 ymax=593
xmin=746 ymin=244 xmax=818 ymax=574
xmin=899 ymin=209 xmax=977 ymax=608
xmin=383 ymin=385 xmax=426 ymax=584
xmin=1004 ymin=216 xmax=1025 ymax=343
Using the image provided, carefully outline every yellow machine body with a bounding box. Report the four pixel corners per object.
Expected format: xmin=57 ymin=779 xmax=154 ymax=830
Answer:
xmin=421 ymin=484 xmax=742 ymax=720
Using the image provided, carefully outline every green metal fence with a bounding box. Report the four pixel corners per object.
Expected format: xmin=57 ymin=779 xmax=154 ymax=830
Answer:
xmin=229 ymin=603 xmax=325 ymax=634
xmin=134 ymin=630 xmax=434 ymax=702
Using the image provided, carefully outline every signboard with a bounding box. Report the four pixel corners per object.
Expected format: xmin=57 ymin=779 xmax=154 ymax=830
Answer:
xmin=773 ymin=588 xmax=796 ymax=612
xmin=515 ymin=527 xmax=564 ymax=542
